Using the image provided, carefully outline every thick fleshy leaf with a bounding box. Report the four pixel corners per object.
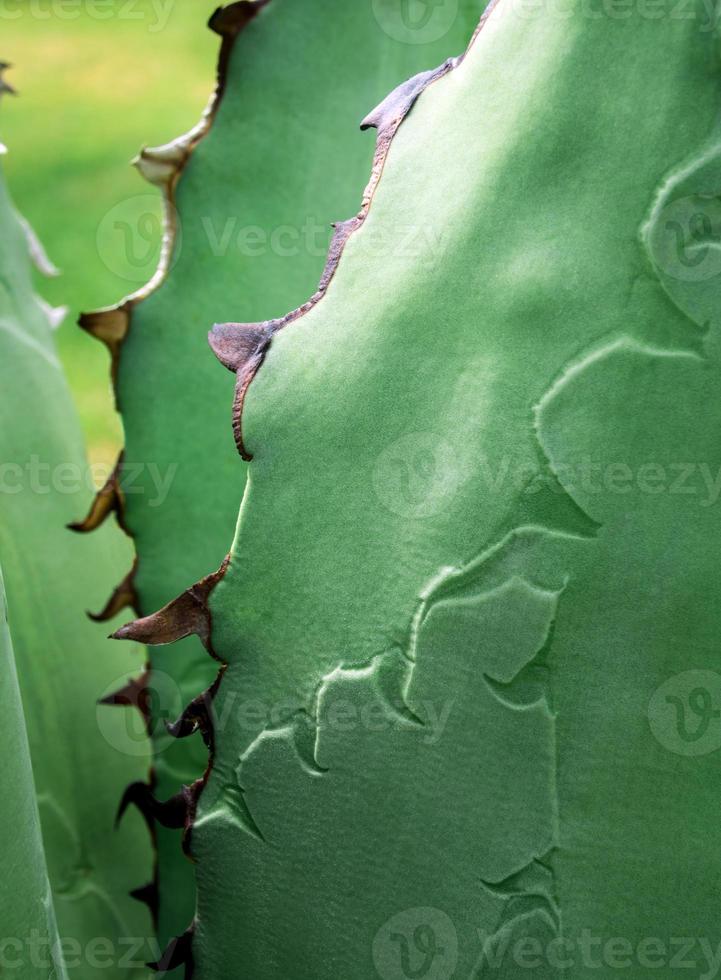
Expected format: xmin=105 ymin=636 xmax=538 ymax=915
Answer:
xmin=87 ymin=0 xmax=486 ymax=943
xmin=0 ymin=152 xmax=153 ymax=976
xmin=125 ymin=2 xmax=721 ymax=975
xmin=0 ymin=566 xmax=68 ymax=980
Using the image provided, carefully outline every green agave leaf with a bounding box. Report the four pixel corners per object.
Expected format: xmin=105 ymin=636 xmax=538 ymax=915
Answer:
xmin=0 ymin=129 xmax=153 ymax=976
xmin=0 ymin=565 xmax=68 ymax=980
xmin=120 ymin=0 xmax=721 ymax=975
xmin=81 ymin=0 xmax=485 ymax=944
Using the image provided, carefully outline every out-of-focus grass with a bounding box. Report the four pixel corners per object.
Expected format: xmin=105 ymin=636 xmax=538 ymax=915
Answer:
xmin=1 ymin=0 xmax=221 ymax=471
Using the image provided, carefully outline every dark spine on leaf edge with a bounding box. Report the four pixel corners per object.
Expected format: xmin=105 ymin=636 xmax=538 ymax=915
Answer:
xmin=148 ymin=923 xmax=195 ymax=978
xmin=88 ymin=560 xmax=139 ymax=623
xmin=68 ymin=451 xmax=128 ymax=534
xmin=99 ymin=667 xmax=153 ymax=735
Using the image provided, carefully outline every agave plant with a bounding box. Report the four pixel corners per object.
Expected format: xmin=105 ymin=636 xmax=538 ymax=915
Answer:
xmin=0 ymin=69 xmax=153 ymax=978
xmin=5 ymin=0 xmax=721 ymax=977
xmin=76 ymin=0 xmax=486 ymax=951
xmin=0 ymin=566 xmax=68 ymax=980
xmin=113 ymin=0 xmax=721 ymax=976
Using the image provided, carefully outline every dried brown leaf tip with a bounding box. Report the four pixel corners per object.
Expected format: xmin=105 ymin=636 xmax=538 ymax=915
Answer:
xmin=129 ymin=881 xmax=159 ymax=928
xmin=0 ymin=62 xmax=16 ymax=98
xmin=209 ymin=0 xmax=270 ymax=40
xmin=135 ymin=4 xmax=274 ymax=191
xmin=208 ymin=323 xmax=273 ymax=459
xmin=149 ymin=923 xmax=195 ymax=978
xmin=166 ymin=670 xmax=224 ymax=750
xmin=68 ymin=451 xmax=127 ymax=534
xmin=117 ymin=779 xmax=204 ymax=862
xmin=360 ymin=60 xmax=457 ymax=134
xmin=112 ymin=557 xmax=229 ymax=657
xmin=78 ymin=0 xmax=273 ymax=414
xmin=78 ymin=305 xmax=130 ymax=393
xmin=88 ymin=560 xmax=139 ymax=623
xmin=99 ymin=668 xmax=152 ymax=734
xmin=116 ymin=780 xmax=198 ymax=833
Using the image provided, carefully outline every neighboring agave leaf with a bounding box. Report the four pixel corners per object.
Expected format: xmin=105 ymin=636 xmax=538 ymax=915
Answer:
xmin=118 ymin=1 xmax=721 ymax=974
xmin=80 ymin=0 xmax=486 ymax=944
xmin=0 ymin=566 xmax=68 ymax=980
xmin=0 ymin=136 xmax=153 ymax=975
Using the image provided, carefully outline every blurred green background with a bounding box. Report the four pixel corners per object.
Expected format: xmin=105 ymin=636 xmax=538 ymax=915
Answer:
xmin=2 ymin=0 xmax=224 ymax=471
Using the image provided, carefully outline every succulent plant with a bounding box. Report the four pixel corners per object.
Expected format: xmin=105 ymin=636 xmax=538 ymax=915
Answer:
xmin=116 ymin=0 xmax=721 ymax=976
xmin=0 ymin=566 xmax=68 ymax=980
xmin=0 ymin=75 xmax=152 ymax=979
xmin=5 ymin=0 xmax=721 ymax=975
xmin=77 ymin=0 xmax=486 ymax=948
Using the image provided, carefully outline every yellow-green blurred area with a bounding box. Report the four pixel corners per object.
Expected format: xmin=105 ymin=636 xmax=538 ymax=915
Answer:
xmin=1 ymin=0 xmax=222 ymax=471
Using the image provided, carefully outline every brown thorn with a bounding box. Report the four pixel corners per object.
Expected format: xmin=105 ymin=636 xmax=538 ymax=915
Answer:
xmin=0 ymin=62 xmax=16 ymax=98
xmin=148 ymin=923 xmax=195 ymax=977
xmin=78 ymin=305 xmax=130 ymax=398
xmin=129 ymin=881 xmax=159 ymax=930
xmin=209 ymin=0 xmax=270 ymax=40
xmin=112 ymin=557 xmax=229 ymax=658
xmin=68 ymin=451 xmax=127 ymax=534
xmin=208 ymin=321 xmax=272 ymax=374
xmin=99 ymin=668 xmax=152 ymax=735
xmin=76 ymin=0 xmax=273 ymax=445
xmin=78 ymin=1 xmax=271 ymax=410
xmin=116 ymin=781 xmax=191 ymax=833
xmin=359 ymin=61 xmax=458 ymax=134
xmin=88 ymin=561 xmax=139 ymax=623
xmin=166 ymin=669 xmax=224 ymax=750
xmin=208 ymin=323 xmax=273 ymax=459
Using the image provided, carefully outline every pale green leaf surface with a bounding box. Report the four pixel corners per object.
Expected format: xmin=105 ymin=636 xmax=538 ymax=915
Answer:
xmin=111 ymin=0 xmax=486 ymax=943
xmin=0 ymin=565 xmax=68 ymax=980
xmin=170 ymin=4 xmax=721 ymax=976
xmin=0 ymin=159 xmax=153 ymax=979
